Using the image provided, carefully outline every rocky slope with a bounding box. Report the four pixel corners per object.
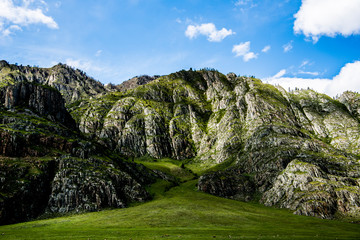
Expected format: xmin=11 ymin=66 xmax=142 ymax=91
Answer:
xmin=109 ymin=75 xmax=160 ymax=92
xmin=1 ymin=61 xmax=360 ymax=223
xmin=0 ymin=77 xmax=153 ymax=225
xmin=0 ymin=60 xmax=106 ymax=104
xmin=0 ymin=60 xmax=159 ymax=105
xmin=71 ymin=69 xmax=360 ymax=219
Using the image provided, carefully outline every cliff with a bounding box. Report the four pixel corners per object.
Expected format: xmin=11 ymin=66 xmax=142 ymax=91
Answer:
xmin=72 ymin=69 xmax=360 ymax=219
xmin=0 ymin=74 xmax=152 ymax=225
xmin=1 ymin=61 xmax=360 ymax=223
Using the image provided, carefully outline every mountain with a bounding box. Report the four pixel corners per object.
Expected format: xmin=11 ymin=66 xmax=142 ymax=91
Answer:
xmin=0 ymin=62 xmax=154 ymax=225
xmin=0 ymin=61 xmax=359 ymax=225
xmin=109 ymin=74 xmax=160 ymax=92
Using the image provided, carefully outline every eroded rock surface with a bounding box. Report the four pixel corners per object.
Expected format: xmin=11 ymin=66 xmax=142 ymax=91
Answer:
xmin=1 ymin=61 xmax=360 ymax=221
xmin=0 ymin=79 xmax=152 ymax=225
xmin=47 ymin=156 xmax=150 ymax=213
xmin=262 ymin=160 xmax=360 ymax=219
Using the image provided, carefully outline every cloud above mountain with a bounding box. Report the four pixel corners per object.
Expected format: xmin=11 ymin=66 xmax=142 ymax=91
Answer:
xmin=232 ymin=41 xmax=257 ymax=62
xmin=185 ymin=23 xmax=234 ymax=42
xmin=265 ymin=61 xmax=360 ymax=97
xmin=294 ymin=0 xmax=360 ymax=42
xmin=0 ymin=0 xmax=58 ymax=36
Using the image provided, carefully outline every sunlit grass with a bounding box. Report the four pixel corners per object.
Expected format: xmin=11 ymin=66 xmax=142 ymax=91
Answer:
xmin=0 ymin=180 xmax=359 ymax=240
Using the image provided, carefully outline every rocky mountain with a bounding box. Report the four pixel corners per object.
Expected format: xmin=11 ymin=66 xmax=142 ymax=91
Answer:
xmin=0 ymin=67 xmax=154 ymax=225
xmin=71 ymin=69 xmax=360 ymax=220
xmin=1 ymin=61 xmax=360 ymax=224
xmin=108 ymin=75 xmax=160 ymax=92
xmin=0 ymin=60 xmax=106 ymax=104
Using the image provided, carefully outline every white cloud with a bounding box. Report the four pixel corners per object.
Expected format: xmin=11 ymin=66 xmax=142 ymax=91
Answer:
xmin=65 ymin=58 xmax=102 ymax=72
xmin=261 ymin=45 xmax=271 ymax=53
xmin=0 ymin=0 xmax=58 ymax=36
xmin=299 ymin=60 xmax=309 ymax=68
xmin=95 ymin=50 xmax=102 ymax=57
xmin=283 ymin=41 xmax=293 ymax=52
xmin=294 ymin=0 xmax=360 ymax=42
xmin=298 ymin=70 xmax=319 ymax=76
xmin=327 ymin=61 xmax=360 ymax=96
xmin=234 ymin=0 xmax=257 ymax=10
xmin=273 ymin=69 xmax=286 ymax=78
xmin=2 ymin=24 xmax=21 ymax=36
xmin=265 ymin=61 xmax=360 ymax=97
xmin=235 ymin=0 xmax=248 ymax=6
xmin=243 ymin=52 xmax=257 ymax=62
xmin=232 ymin=41 xmax=257 ymax=62
xmin=185 ymin=23 xmax=235 ymax=42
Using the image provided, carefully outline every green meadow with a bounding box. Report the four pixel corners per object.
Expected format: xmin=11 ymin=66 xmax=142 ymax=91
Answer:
xmin=0 ymin=160 xmax=359 ymax=240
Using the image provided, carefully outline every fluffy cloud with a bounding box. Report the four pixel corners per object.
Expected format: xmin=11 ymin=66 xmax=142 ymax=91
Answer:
xmin=327 ymin=61 xmax=360 ymax=96
xmin=185 ymin=23 xmax=234 ymax=42
xmin=0 ymin=0 xmax=58 ymax=36
xmin=265 ymin=61 xmax=360 ymax=97
xmin=261 ymin=45 xmax=271 ymax=53
xmin=294 ymin=0 xmax=360 ymax=42
xmin=232 ymin=41 xmax=257 ymax=62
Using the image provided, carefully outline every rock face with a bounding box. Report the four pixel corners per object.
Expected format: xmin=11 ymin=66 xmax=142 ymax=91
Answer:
xmin=198 ymin=169 xmax=255 ymax=202
xmin=1 ymin=61 xmax=360 ymax=222
xmin=0 ymin=79 xmax=152 ymax=225
xmin=0 ymin=82 xmax=76 ymax=129
xmin=0 ymin=60 xmax=106 ymax=104
xmin=113 ymin=75 xmax=160 ymax=92
xmin=0 ymin=155 xmax=152 ymax=225
xmin=69 ymin=68 xmax=360 ymax=219
xmin=0 ymin=82 xmax=77 ymax=157
xmin=262 ymin=160 xmax=360 ymax=219
xmin=47 ymin=156 xmax=150 ymax=214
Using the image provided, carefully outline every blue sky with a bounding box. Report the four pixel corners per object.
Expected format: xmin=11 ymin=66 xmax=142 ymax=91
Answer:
xmin=0 ymin=0 xmax=360 ymax=96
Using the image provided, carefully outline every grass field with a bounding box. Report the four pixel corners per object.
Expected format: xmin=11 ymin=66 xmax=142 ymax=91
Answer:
xmin=0 ymin=160 xmax=359 ymax=240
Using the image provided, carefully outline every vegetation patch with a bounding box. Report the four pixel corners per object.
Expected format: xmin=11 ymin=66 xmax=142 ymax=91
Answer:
xmin=1 ymin=180 xmax=360 ymax=239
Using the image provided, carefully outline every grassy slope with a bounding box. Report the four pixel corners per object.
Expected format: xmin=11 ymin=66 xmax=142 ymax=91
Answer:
xmin=1 ymin=175 xmax=360 ymax=239
xmin=135 ymin=158 xmax=196 ymax=182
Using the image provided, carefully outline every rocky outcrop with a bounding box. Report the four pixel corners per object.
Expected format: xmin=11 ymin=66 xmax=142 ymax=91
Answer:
xmin=0 ymin=78 xmax=153 ymax=225
xmin=0 ymin=130 xmax=76 ymax=157
xmin=198 ymin=168 xmax=255 ymax=201
xmin=338 ymin=91 xmax=360 ymax=120
xmin=0 ymin=82 xmax=78 ymax=157
xmin=0 ymin=60 xmax=106 ymax=104
xmin=262 ymin=160 xmax=360 ymax=219
xmin=113 ymin=75 xmax=160 ymax=92
xmin=0 ymin=155 xmax=153 ymax=225
xmin=47 ymin=156 xmax=150 ymax=213
xmin=0 ymin=82 xmax=76 ymax=129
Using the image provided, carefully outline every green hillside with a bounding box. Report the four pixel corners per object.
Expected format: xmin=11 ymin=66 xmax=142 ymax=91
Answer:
xmin=0 ymin=162 xmax=359 ymax=240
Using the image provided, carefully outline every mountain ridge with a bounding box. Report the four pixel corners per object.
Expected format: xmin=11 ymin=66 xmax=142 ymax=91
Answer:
xmin=0 ymin=61 xmax=360 ymax=224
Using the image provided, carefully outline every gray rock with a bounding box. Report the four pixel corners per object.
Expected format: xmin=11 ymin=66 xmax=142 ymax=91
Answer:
xmin=47 ymin=156 xmax=150 ymax=213
xmin=262 ymin=160 xmax=360 ymax=219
